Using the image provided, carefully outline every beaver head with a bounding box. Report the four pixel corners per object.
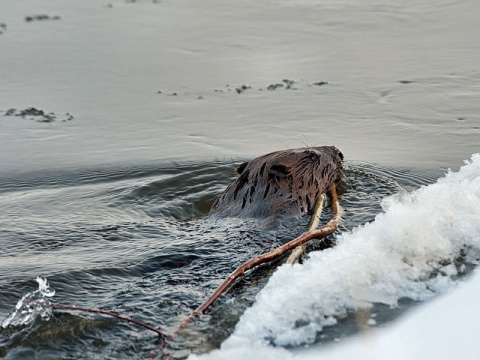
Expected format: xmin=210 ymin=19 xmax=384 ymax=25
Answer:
xmin=210 ymin=146 xmax=343 ymax=218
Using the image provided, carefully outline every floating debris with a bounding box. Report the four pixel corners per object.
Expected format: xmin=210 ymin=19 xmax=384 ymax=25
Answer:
xmin=156 ymin=79 xmax=328 ymax=97
xmin=0 ymin=23 xmax=6 ymax=35
xmin=25 ymin=15 xmax=61 ymax=22
xmin=125 ymin=0 xmax=160 ymax=3
xmin=235 ymin=84 xmax=251 ymax=94
xmin=267 ymin=80 xmax=297 ymax=90
xmin=5 ymin=108 xmax=16 ymax=116
xmin=3 ymin=107 xmax=75 ymax=123
xmin=282 ymin=79 xmax=296 ymax=89
xmin=267 ymin=83 xmax=284 ymax=91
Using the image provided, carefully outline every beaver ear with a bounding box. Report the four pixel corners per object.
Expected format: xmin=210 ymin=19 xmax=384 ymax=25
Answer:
xmin=235 ymin=162 xmax=249 ymax=175
xmin=334 ymin=147 xmax=344 ymax=161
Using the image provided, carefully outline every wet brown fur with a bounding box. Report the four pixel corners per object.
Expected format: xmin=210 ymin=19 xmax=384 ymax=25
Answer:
xmin=210 ymin=146 xmax=344 ymax=218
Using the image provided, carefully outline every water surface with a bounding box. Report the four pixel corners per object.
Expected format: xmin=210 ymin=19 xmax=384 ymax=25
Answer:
xmin=0 ymin=160 xmax=436 ymax=359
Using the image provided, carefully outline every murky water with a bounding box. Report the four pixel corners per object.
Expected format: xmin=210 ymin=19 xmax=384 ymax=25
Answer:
xmin=0 ymin=160 xmax=435 ymax=359
xmin=1 ymin=0 xmax=479 ymax=359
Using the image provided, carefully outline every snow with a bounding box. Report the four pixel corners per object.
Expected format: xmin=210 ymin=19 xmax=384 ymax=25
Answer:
xmin=302 ymin=269 xmax=480 ymax=360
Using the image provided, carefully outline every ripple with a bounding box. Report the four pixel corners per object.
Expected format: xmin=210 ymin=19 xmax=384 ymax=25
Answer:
xmin=0 ymin=159 xmax=436 ymax=359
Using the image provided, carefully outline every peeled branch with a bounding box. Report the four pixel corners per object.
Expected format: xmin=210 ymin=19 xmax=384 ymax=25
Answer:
xmin=286 ymin=192 xmax=327 ymax=264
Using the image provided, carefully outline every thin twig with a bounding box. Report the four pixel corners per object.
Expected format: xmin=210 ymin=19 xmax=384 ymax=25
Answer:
xmin=51 ymin=304 xmax=166 ymax=338
xmin=330 ymin=184 xmax=342 ymax=223
xmin=308 ymin=192 xmax=326 ymax=230
xmin=286 ymin=192 xmax=326 ymax=264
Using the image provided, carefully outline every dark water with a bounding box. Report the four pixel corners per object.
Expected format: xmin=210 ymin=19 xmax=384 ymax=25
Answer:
xmin=0 ymin=160 xmax=436 ymax=359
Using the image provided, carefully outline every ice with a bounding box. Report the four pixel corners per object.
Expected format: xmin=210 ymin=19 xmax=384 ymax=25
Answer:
xmin=298 ymin=268 xmax=480 ymax=360
xmin=190 ymin=153 xmax=480 ymax=359
xmin=1 ymin=276 xmax=55 ymax=329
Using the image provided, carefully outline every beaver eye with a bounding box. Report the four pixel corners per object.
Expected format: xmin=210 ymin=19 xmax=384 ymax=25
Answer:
xmin=270 ymin=164 xmax=289 ymax=176
xmin=235 ymin=162 xmax=249 ymax=175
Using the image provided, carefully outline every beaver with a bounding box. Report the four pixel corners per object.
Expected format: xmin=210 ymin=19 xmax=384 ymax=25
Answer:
xmin=210 ymin=146 xmax=344 ymax=219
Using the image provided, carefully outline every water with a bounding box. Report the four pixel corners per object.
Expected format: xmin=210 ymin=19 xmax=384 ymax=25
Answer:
xmin=1 ymin=0 xmax=479 ymax=359
xmin=0 ymin=160 xmax=429 ymax=358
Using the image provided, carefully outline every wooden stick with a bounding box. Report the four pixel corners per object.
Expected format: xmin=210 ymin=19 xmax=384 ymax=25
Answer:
xmin=51 ymin=304 xmax=166 ymax=338
xmin=286 ymin=192 xmax=326 ymax=264
xmin=308 ymin=192 xmax=327 ymax=230
xmin=329 ymin=184 xmax=342 ymax=223
xmin=196 ymin=226 xmax=336 ymax=313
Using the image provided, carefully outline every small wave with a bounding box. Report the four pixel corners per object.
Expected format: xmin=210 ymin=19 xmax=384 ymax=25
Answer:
xmin=2 ymin=276 xmax=55 ymax=329
xmin=192 ymin=153 xmax=480 ymax=358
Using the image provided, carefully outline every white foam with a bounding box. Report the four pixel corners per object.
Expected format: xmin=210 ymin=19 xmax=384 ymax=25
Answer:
xmin=190 ymin=153 xmax=480 ymax=359
xmin=2 ymin=276 xmax=55 ymax=329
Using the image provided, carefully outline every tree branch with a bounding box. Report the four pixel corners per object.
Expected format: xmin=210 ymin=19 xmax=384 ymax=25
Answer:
xmin=168 ymin=184 xmax=341 ymax=341
xmin=286 ymin=192 xmax=326 ymax=264
xmin=51 ymin=304 xmax=166 ymax=338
